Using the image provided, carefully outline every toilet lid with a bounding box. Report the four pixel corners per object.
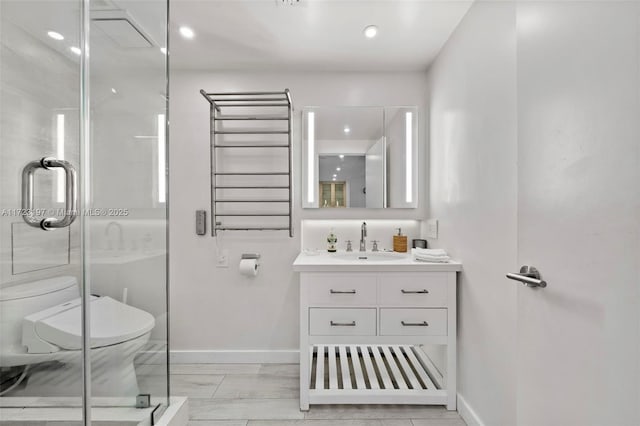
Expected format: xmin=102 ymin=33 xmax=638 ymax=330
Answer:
xmin=33 ymin=296 xmax=155 ymax=350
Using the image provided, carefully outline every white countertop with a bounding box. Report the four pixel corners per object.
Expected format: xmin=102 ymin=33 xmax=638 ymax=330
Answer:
xmin=293 ymin=250 xmax=463 ymax=272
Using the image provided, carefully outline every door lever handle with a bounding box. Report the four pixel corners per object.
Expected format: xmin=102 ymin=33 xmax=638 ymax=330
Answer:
xmin=506 ymin=265 xmax=547 ymax=288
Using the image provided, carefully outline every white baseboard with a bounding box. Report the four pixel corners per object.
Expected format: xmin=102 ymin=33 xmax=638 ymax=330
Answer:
xmin=170 ymin=349 xmax=300 ymax=364
xmin=457 ymin=393 xmax=485 ymax=426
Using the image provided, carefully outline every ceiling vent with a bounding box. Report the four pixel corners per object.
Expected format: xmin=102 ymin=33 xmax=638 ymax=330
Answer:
xmin=91 ymin=9 xmax=156 ymax=48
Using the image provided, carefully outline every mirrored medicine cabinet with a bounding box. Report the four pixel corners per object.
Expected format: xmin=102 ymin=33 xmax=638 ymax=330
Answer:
xmin=302 ymin=106 xmax=418 ymax=209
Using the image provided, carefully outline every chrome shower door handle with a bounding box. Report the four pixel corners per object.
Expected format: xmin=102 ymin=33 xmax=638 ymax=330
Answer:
xmin=21 ymin=157 xmax=78 ymax=230
xmin=506 ymin=265 xmax=547 ymax=288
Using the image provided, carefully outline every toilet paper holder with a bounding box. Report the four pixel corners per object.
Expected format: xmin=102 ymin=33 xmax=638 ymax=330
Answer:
xmin=241 ymin=253 xmax=261 ymax=260
xmin=239 ymin=253 xmax=261 ymax=277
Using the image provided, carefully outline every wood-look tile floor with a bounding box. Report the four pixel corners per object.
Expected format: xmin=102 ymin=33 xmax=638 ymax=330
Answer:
xmin=138 ymin=364 xmax=467 ymax=426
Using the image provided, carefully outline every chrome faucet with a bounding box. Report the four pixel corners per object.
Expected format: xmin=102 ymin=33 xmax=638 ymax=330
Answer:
xmin=105 ymin=221 xmax=124 ymax=250
xmin=359 ymin=222 xmax=367 ymax=252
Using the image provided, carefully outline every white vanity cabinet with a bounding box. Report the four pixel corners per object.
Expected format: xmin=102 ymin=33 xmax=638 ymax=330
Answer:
xmin=293 ymin=254 xmax=462 ymax=412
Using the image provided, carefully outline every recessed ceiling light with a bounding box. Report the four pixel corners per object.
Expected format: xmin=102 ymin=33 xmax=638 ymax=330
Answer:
xmin=364 ymin=25 xmax=378 ymax=39
xmin=339 ymin=155 xmax=344 ymax=159
xmin=343 ymin=126 xmax=351 ymax=134
xmin=179 ymin=26 xmax=195 ymax=39
xmin=70 ymin=46 xmax=81 ymax=55
xmin=333 ymin=174 xmax=337 ymax=178
xmin=47 ymin=31 xmax=64 ymax=41
xmin=160 ymin=47 xmax=167 ymax=55
xmin=111 ymin=88 xmax=117 ymax=94
xmin=336 ymin=167 xmax=341 ymax=171
xmin=332 ymin=178 xmax=336 ymax=181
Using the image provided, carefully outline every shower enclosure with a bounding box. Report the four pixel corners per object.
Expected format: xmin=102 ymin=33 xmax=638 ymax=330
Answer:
xmin=0 ymin=0 xmax=169 ymax=424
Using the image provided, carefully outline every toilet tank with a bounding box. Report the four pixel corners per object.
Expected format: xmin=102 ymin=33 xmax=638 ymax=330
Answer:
xmin=0 ymin=276 xmax=80 ymax=358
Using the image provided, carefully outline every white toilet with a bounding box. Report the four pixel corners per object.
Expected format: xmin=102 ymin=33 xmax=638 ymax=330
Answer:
xmin=0 ymin=276 xmax=155 ymax=396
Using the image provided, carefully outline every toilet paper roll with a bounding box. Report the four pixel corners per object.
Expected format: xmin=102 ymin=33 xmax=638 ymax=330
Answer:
xmin=239 ymin=258 xmax=259 ymax=277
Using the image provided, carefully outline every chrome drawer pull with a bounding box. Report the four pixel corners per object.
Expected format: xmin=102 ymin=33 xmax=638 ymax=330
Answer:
xmin=330 ymin=321 xmax=356 ymax=327
xmin=401 ymin=289 xmax=429 ymax=294
xmin=401 ymin=321 xmax=429 ymax=327
xmin=330 ymin=289 xmax=356 ymax=294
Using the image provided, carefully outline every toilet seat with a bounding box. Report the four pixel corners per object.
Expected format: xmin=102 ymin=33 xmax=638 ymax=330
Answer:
xmin=0 ymin=276 xmax=76 ymax=301
xmin=23 ymin=296 xmax=155 ymax=353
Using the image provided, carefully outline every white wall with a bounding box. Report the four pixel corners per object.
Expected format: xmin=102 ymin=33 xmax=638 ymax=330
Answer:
xmin=427 ymin=2 xmax=518 ymax=425
xmin=428 ymin=1 xmax=640 ymax=425
xmin=169 ymin=71 xmax=428 ymax=356
xmin=0 ymin=18 xmax=82 ymax=287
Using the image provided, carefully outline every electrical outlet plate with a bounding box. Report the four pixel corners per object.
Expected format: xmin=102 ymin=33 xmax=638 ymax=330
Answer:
xmin=217 ymin=248 xmax=229 ymax=268
xmin=426 ymin=219 xmax=438 ymax=239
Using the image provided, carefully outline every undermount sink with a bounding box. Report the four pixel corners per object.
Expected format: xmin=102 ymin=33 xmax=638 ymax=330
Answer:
xmin=333 ymin=252 xmax=406 ymax=262
xmin=294 ymin=249 xmax=461 ymax=272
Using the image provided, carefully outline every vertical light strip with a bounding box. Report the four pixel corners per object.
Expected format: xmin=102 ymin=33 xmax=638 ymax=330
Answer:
xmin=307 ymin=111 xmax=315 ymax=204
xmin=405 ymin=111 xmax=413 ymax=204
xmin=56 ymin=114 xmax=65 ymax=202
xmin=158 ymin=114 xmax=166 ymax=203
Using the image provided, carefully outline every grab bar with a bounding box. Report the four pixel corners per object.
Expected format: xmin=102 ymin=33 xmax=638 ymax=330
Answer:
xmin=21 ymin=157 xmax=78 ymax=231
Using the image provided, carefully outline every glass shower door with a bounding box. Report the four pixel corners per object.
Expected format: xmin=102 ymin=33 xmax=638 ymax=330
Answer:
xmin=0 ymin=0 xmax=85 ymax=418
xmin=87 ymin=0 xmax=169 ymax=421
xmin=0 ymin=0 xmax=169 ymax=423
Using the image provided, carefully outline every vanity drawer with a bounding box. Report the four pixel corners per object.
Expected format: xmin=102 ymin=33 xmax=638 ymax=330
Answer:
xmin=305 ymin=273 xmax=377 ymax=305
xmin=309 ymin=308 xmax=376 ymax=336
xmin=378 ymin=273 xmax=447 ymax=307
xmin=379 ymin=308 xmax=447 ymax=336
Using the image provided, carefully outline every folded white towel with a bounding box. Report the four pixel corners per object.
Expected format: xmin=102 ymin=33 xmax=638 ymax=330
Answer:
xmin=415 ymin=254 xmax=450 ymax=260
xmin=414 ymin=256 xmax=450 ymax=263
xmin=411 ymin=248 xmax=450 ymax=263
xmin=412 ymin=248 xmax=449 ymax=257
xmin=415 ymin=253 xmax=449 ymax=260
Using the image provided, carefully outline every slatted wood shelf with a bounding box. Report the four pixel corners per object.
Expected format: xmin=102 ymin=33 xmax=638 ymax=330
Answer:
xmin=307 ymin=344 xmax=447 ymax=405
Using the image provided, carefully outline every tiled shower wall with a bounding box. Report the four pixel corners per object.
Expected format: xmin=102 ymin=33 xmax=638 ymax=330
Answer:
xmin=0 ymin=20 xmax=81 ymax=286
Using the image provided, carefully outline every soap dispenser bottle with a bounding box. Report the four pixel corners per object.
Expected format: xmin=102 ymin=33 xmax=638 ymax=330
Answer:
xmin=327 ymin=229 xmax=338 ymax=253
xmin=393 ymin=228 xmax=408 ymax=253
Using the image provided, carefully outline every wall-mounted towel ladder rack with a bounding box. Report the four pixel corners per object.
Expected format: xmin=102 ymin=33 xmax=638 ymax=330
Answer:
xmin=200 ymin=89 xmax=294 ymax=237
